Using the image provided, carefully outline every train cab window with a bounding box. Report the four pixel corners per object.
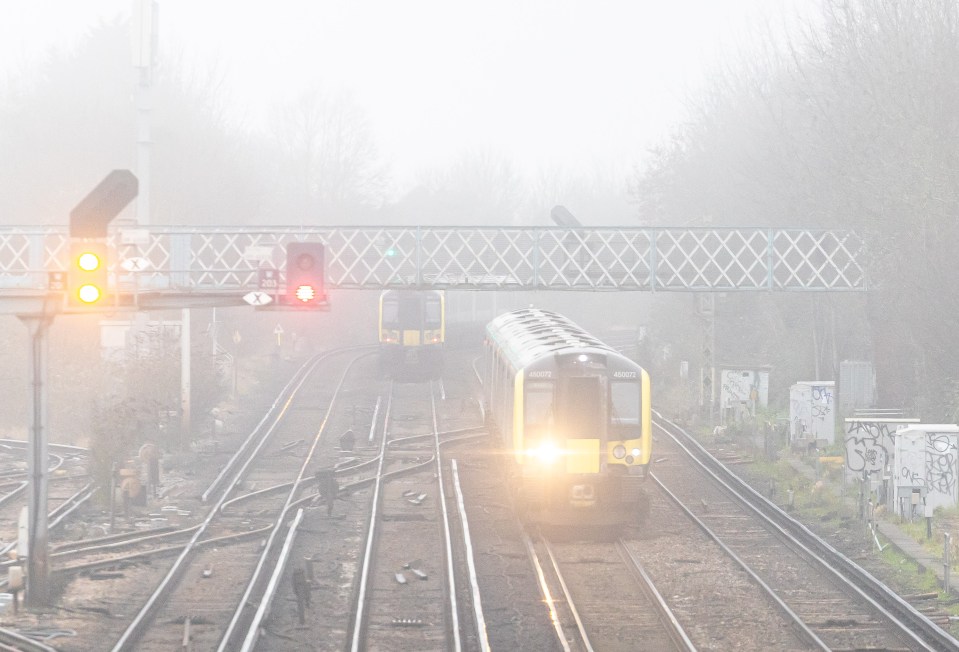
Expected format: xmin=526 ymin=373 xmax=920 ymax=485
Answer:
xmin=560 ymin=377 xmax=600 ymax=435
xmin=525 ymin=382 xmax=553 ymax=425
xmin=382 ymin=293 xmax=435 ymax=330
xmin=610 ymin=382 xmax=640 ymax=425
xmin=397 ymin=296 xmax=422 ymax=328
xmin=382 ymin=298 xmax=399 ymax=325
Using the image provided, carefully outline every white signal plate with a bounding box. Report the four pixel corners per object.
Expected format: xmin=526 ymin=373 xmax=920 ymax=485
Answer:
xmin=243 ymin=291 xmax=273 ymax=306
xmin=243 ymin=245 xmax=274 ymax=261
xmin=121 ymin=257 xmax=151 ymax=271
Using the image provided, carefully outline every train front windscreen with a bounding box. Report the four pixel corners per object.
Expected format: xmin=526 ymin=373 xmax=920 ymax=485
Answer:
xmin=383 ymin=292 xmax=441 ymax=331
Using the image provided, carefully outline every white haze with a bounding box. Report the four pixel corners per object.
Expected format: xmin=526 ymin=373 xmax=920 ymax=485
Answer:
xmin=0 ymin=0 xmax=814 ymax=189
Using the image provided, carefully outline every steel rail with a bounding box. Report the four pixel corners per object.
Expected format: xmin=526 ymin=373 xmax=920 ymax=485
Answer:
xmin=47 ymin=482 xmax=95 ymax=529
xmin=0 ymin=481 xmax=94 ymax=560
xmin=54 ymin=525 xmax=273 ymax=576
xmin=654 ymin=412 xmax=959 ymax=652
xmin=0 ymin=627 xmax=58 ymax=652
xmin=0 ymin=453 xmax=67 ymax=512
xmin=648 ymin=474 xmax=828 ymax=650
xmin=349 ymin=381 xmax=394 ymax=652
xmin=109 ymin=351 xmax=332 ymax=651
xmin=200 ymin=344 xmax=375 ymax=502
xmin=238 ymin=508 xmax=305 ymax=652
xmin=350 ymin=380 xmax=463 ymax=651
xmin=521 ymin=531 xmax=572 ymax=652
xmin=0 ymin=440 xmax=88 ymax=455
xmin=616 ymin=540 xmax=697 ymax=651
xmin=450 ymin=458 xmax=491 ymax=652
xmin=541 ymin=537 xmax=594 ymax=652
xmin=0 ymin=482 xmax=27 ymax=511
xmin=218 ymin=351 xmax=376 ymax=652
xmin=431 ymin=381 xmax=462 ymax=652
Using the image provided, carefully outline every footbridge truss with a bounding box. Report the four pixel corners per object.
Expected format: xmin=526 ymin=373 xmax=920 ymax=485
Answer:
xmin=0 ymin=225 xmax=865 ymax=311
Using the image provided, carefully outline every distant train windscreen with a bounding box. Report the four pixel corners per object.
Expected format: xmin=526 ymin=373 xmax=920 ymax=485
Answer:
xmin=382 ymin=292 xmax=442 ymax=329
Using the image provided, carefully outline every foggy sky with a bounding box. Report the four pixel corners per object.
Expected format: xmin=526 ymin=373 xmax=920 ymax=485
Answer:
xmin=0 ymin=0 xmax=814 ymax=187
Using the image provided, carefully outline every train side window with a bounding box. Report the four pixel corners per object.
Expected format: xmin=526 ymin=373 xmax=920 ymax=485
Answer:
xmin=525 ymin=381 xmax=553 ymax=425
xmin=610 ymin=382 xmax=640 ymax=425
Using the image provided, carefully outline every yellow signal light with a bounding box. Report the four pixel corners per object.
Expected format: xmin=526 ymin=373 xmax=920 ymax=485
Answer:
xmin=77 ymin=284 xmax=102 ymax=304
xmin=77 ymin=251 xmax=101 ymax=272
xmin=68 ymin=242 xmax=108 ymax=307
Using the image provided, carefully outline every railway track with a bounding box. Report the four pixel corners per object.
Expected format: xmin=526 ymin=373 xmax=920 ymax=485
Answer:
xmin=0 ymin=441 xmax=90 ymax=552
xmin=123 ymin=348 xmax=371 ymax=651
xmin=45 ymin=346 xmax=371 ymax=651
xmin=349 ymin=380 xmax=462 ymax=650
xmin=524 ymin=532 xmax=695 ymax=651
xmin=22 ymin=345 xmax=949 ymax=651
xmin=247 ymin=358 xmax=489 ymax=651
xmin=651 ymin=412 xmax=959 ymax=651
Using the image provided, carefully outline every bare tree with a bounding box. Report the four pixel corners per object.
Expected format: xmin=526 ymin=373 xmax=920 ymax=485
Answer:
xmin=268 ymin=87 xmax=387 ymax=222
xmin=383 ymin=148 xmax=529 ymax=225
xmin=633 ymin=0 xmax=959 ymax=418
xmin=0 ymin=20 xmax=271 ymax=226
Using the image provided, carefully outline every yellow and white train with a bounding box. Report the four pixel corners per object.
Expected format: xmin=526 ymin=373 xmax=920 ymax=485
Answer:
xmin=378 ymin=289 xmax=445 ymax=380
xmin=483 ymin=308 xmax=651 ymax=528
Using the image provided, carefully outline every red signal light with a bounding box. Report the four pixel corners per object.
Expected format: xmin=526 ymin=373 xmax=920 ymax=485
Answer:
xmin=294 ymin=284 xmax=316 ymax=302
xmin=285 ymin=242 xmax=326 ymax=307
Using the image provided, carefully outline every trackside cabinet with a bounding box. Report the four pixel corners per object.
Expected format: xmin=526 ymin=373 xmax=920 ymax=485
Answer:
xmin=789 ymin=381 xmax=836 ymax=445
xmin=894 ymin=424 xmax=959 ymax=516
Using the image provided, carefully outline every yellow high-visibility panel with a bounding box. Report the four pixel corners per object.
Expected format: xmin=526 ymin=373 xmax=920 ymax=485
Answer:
xmin=565 ymin=438 xmax=600 ymax=474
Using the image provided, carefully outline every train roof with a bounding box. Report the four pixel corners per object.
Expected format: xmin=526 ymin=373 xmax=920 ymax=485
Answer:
xmin=486 ymin=308 xmax=637 ymax=370
xmin=380 ymin=289 xmax=443 ymax=297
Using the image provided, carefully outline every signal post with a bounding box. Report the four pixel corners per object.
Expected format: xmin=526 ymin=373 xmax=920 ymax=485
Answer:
xmin=22 ymin=174 xmax=330 ymax=607
xmin=22 ymin=171 xmax=136 ymax=606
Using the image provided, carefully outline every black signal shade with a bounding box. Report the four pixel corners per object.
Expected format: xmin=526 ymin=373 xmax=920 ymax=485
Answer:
xmin=286 ymin=242 xmax=326 ymax=306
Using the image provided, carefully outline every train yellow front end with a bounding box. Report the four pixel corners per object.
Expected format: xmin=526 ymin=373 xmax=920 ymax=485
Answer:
xmin=484 ymin=309 xmax=652 ymax=529
xmin=378 ymin=289 xmax=445 ymax=380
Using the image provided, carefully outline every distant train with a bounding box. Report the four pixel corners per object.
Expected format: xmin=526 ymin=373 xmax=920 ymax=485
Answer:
xmin=483 ymin=308 xmax=652 ymax=528
xmin=378 ymin=289 xmax=445 ymax=380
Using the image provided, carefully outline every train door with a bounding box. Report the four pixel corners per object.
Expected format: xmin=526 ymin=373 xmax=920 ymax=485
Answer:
xmin=556 ymin=375 xmax=605 ymax=483
xmin=397 ymin=293 xmax=423 ymax=346
xmin=557 ymin=376 xmax=603 ymax=439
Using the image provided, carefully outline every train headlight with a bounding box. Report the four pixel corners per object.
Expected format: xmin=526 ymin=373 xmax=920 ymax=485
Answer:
xmin=631 ymin=448 xmax=641 ymax=457
xmin=625 ymin=455 xmax=634 ymax=464
xmin=527 ymin=441 xmax=562 ymax=464
xmin=612 ymin=444 xmax=627 ymax=459
xmin=382 ymin=330 xmax=399 ymax=343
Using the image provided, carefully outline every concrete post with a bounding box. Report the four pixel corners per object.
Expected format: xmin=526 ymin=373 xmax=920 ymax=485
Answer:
xmin=22 ymin=314 xmax=52 ymax=606
xmin=945 ymin=533 xmax=951 ymax=594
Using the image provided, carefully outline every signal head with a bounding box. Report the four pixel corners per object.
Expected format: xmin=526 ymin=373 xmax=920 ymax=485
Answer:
xmin=68 ymin=241 xmax=109 ymax=308
xmin=285 ymin=242 xmax=326 ymax=308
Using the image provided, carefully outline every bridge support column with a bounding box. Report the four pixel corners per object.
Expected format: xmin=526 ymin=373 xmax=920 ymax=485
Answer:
xmin=698 ymin=294 xmax=716 ymax=425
